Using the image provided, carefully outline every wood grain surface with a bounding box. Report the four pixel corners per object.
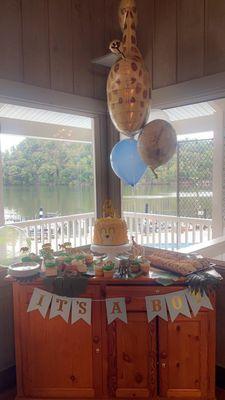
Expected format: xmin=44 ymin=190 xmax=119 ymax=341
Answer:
xmin=1 ymin=1 xmax=225 ymax=96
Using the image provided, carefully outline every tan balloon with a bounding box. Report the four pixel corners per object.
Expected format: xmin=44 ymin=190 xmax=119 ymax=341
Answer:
xmin=137 ymin=119 xmax=177 ymax=178
xmin=107 ymin=0 xmax=151 ymax=136
xmin=107 ymin=58 xmax=151 ymax=136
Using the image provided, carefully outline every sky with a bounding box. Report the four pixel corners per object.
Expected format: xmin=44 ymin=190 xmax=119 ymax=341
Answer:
xmin=0 ymin=134 xmax=25 ymax=152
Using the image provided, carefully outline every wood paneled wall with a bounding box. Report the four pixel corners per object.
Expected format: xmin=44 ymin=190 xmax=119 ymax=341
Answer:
xmin=0 ymin=0 xmax=110 ymax=100
xmin=0 ymin=0 xmax=225 ymax=99
xmin=152 ymin=0 xmax=225 ymax=89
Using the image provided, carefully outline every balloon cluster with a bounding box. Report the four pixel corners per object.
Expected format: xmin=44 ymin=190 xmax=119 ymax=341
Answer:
xmin=108 ymin=0 xmax=177 ymax=186
xmin=110 ymin=117 xmax=177 ymax=184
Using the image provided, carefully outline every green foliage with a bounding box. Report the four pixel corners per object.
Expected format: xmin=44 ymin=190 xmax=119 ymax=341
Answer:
xmin=3 ymin=138 xmax=94 ymax=186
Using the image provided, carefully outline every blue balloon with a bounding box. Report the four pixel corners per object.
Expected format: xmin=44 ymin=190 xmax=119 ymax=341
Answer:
xmin=110 ymin=139 xmax=147 ymax=186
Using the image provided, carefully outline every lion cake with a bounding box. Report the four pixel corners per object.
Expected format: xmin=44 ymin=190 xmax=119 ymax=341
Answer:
xmin=92 ymin=200 xmax=128 ymax=246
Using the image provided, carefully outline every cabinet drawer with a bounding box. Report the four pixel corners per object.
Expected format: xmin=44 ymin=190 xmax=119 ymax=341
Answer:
xmin=20 ymin=283 xmax=101 ymax=306
xmin=106 ymin=285 xmax=164 ymax=311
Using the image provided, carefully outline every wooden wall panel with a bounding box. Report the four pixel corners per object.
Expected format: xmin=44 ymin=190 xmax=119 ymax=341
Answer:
xmin=0 ymin=0 xmax=23 ymax=81
xmin=93 ymin=0 xmax=107 ymax=100
xmin=153 ymin=0 xmax=177 ymax=89
xmin=48 ymin=0 xmax=73 ymax=93
xmin=177 ymin=0 xmax=204 ymax=82
xmin=205 ymin=0 xmax=225 ymax=75
xmin=72 ymin=0 xmax=94 ymax=98
xmin=1 ymin=0 xmax=225 ymax=98
xmin=137 ymin=0 xmax=153 ymax=84
xmin=104 ymin=0 xmax=120 ymax=50
xmin=22 ymin=0 xmax=50 ymax=88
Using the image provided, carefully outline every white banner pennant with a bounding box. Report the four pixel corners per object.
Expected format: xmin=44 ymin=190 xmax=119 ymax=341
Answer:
xmin=145 ymin=294 xmax=168 ymax=322
xmin=185 ymin=289 xmax=213 ymax=316
xmin=106 ymin=297 xmax=127 ymax=324
xmin=71 ymin=298 xmax=92 ymax=325
xmin=27 ymin=288 xmax=53 ymax=318
xmin=165 ymin=290 xmax=191 ymax=322
xmin=49 ymin=295 xmax=72 ymax=323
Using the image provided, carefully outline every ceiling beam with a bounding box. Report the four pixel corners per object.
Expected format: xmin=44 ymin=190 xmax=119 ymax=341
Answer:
xmin=0 ymin=118 xmax=93 ymax=143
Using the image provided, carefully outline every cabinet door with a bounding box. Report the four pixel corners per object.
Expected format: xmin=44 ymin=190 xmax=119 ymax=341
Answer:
xmin=107 ymin=312 xmax=157 ymax=399
xmin=158 ymin=312 xmax=214 ymax=399
xmin=15 ymin=285 xmax=102 ymax=399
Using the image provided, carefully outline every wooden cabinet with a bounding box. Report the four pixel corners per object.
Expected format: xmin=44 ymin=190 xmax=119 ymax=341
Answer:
xmin=105 ymin=285 xmax=157 ymax=399
xmin=14 ymin=284 xmax=103 ymax=399
xmin=108 ymin=313 xmax=156 ymax=399
xmin=13 ymin=281 xmax=215 ymax=400
xmin=158 ymin=312 xmax=215 ymax=399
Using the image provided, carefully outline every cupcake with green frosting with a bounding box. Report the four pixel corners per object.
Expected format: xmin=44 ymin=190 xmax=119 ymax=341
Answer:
xmin=103 ymin=261 xmax=115 ymax=278
xmin=129 ymin=258 xmax=141 ymax=273
xmin=94 ymin=260 xmax=104 ymax=277
xmin=45 ymin=259 xmax=58 ymax=277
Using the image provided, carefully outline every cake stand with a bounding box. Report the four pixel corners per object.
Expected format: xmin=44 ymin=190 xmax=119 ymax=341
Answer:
xmin=90 ymin=243 xmax=131 ymax=262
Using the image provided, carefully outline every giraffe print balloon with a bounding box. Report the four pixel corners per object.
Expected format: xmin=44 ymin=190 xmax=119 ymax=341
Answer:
xmin=107 ymin=0 xmax=151 ymax=136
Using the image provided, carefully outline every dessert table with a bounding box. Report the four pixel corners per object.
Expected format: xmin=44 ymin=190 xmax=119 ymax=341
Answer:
xmin=12 ymin=274 xmax=216 ymax=400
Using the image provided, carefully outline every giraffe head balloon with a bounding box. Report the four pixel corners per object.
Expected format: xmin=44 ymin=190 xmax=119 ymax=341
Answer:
xmin=109 ymin=39 xmax=124 ymax=57
xmin=119 ymin=0 xmax=137 ymax=31
xmin=107 ymin=0 xmax=151 ymax=136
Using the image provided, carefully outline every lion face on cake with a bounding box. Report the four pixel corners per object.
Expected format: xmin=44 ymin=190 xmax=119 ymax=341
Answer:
xmin=92 ymin=214 xmax=129 ymax=246
xmin=100 ymin=227 xmax=115 ymax=244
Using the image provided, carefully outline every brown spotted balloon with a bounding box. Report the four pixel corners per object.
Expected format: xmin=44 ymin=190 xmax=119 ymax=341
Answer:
xmin=107 ymin=0 xmax=151 ymax=136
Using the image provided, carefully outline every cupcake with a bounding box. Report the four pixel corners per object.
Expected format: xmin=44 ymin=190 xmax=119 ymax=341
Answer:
xmin=45 ymin=260 xmax=58 ymax=277
xmin=140 ymin=259 xmax=151 ymax=275
xmin=76 ymin=261 xmax=88 ymax=273
xmin=94 ymin=262 xmax=104 ymax=277
xmin=21 ymin=253 xmax=41 ymax=264
xmin=129 ymin=259 xmax=141 ymax=273
xmin=103 ymin=262 xmax=115 ymax=278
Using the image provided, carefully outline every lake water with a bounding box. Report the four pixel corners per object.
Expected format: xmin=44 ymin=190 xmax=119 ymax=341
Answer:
xmin=3 ymin=184 xmax=178 ymax=221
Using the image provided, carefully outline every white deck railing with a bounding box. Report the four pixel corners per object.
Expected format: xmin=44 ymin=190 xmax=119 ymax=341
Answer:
xmin=10 ymin=211 xmax=212 ymax=253
xmin=123 ymin=212 xmax=212 ymax=250
xmin=11 ymin=213 xmax=95 ymax=253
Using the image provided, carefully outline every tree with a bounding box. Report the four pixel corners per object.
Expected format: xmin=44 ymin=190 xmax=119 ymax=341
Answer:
xmin=2 ymin=138 xmax=94 ymax=186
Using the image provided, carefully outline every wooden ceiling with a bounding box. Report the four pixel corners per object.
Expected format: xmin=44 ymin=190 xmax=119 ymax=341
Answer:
xmin=0 ymin=0 xmax=225 ymax=101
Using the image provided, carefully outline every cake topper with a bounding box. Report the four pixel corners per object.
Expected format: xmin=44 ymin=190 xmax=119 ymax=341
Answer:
xmin=102 ymin=200 xmax=116 ymax=218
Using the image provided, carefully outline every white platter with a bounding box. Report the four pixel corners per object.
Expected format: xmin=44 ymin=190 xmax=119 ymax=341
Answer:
xmin=90 ymin=243 xmax=131 ymax=261
xmin=8 ymin=262 xmax=40 ymax=278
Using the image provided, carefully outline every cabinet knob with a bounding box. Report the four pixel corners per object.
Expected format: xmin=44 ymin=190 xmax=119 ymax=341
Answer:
xmin=70 ymin=375 xmax=76 ymax=382
xmin=161 ymin=363 xmax=166 ymax=368
xmin=123 ymin=352 xmax=131 ymax=363
xmin=93 ymin=335 xmax=100 ymax=344
xmin=95 ymin=348 xmax=100 ymax=354
xmin=160 ymin=351 xmax=167 ymax=359
xmin=135 ymin=372 xmax=143 ymax=383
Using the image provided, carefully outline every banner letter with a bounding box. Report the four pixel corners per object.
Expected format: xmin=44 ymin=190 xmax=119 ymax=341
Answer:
xmin=49 ymin=295 xmax=72 ymax=323
xmin=27 ymin=288 xmax=52 ymax=318
xmin=145 ymin=295 xmax=168 ymax=322
xmin=71 ymin=298 xmax=92 ymax=325
xmin=106 ymin=297 xmax=127 ymax=324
